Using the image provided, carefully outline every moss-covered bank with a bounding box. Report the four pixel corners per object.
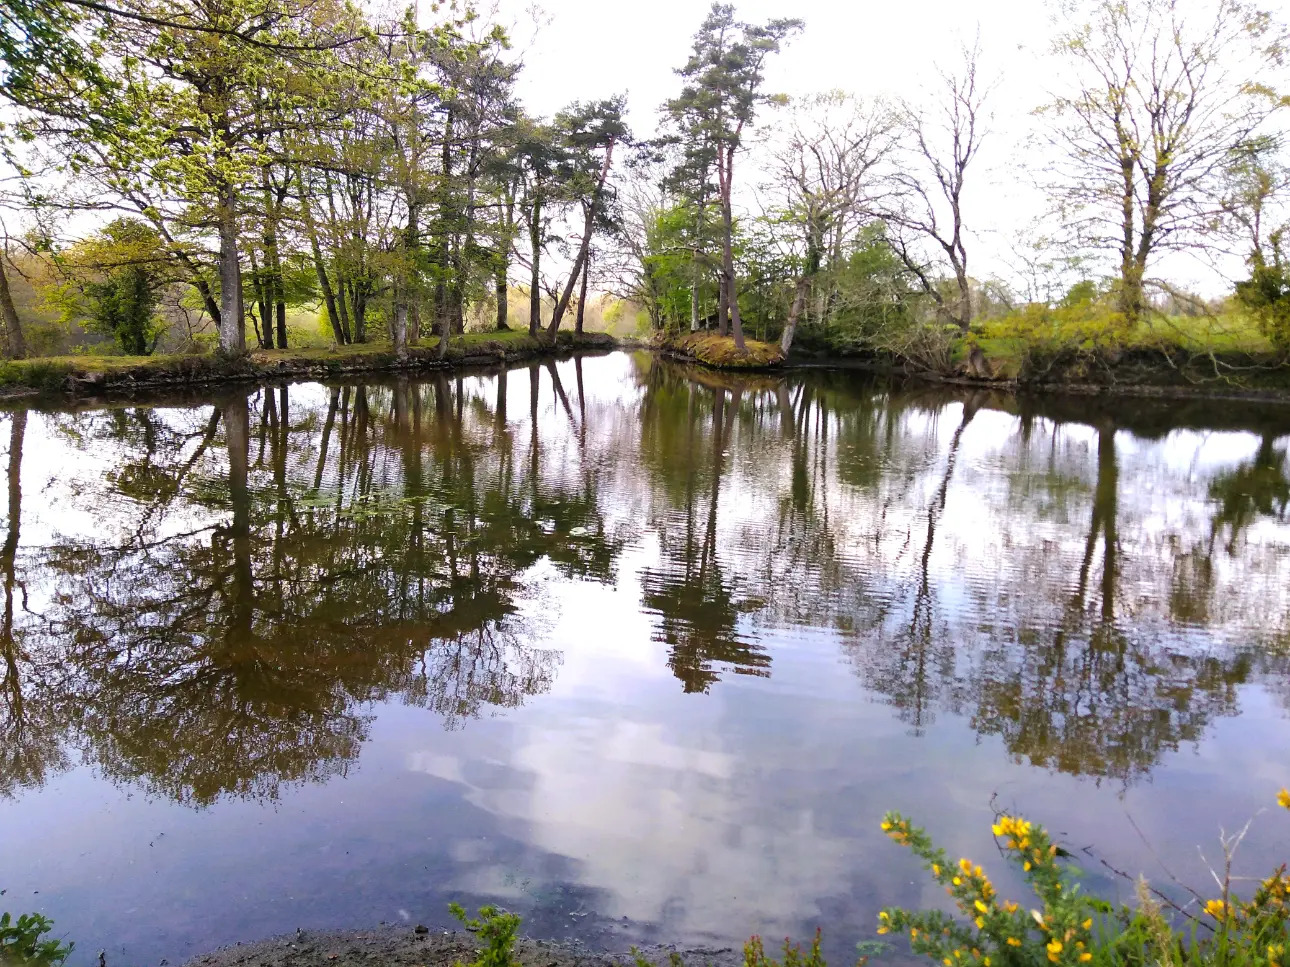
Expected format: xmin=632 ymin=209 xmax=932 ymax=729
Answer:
xmin=653 ymin=332 xmax=786 ymax=369
xmin=0 ymin=330 xmax=617 ymax=398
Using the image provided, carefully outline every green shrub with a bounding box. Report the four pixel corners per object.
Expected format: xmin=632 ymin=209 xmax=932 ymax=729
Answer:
xmin=448 ymin=902 xmax=522 ymax=967
xmin=0 ymin=912 xmax=73 ymax=966
xmin=1235 ymin=259 xmax=1290 ymax=354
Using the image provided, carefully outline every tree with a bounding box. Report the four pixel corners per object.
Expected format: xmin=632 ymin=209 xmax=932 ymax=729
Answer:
xmin=546 ymin=97 xmax=628 ymax=337
xmin=666 ymin=3 xmax=802 ymax=352
xmin=25 ymin=0 xmax=359 ymax=356
xmin=44 ymin=217 xmax=172 ymax=354
xmin=1047 ymin=0 xmax=1287 ymax=323
xmin=763 ymin=92 xmax=896 ymax=354
xmin=880 ymin=39 xmax=989 ymax=334
xmin=0 ymin=245 xmax=26 ymax=359
xmin=513 ymin=119 xmax=563 ymax=338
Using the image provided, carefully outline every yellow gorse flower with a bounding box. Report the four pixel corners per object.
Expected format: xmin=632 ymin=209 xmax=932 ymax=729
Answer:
xmin=1204 ymin=899 xmax=1228 ymax=919
xmin=1279 ymin=788 xmax=1290 ymax=811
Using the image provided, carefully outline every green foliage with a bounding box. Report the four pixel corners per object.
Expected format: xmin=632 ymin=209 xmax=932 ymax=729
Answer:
xmin=978 ymin=302 xmax=1131 ymax=364
xmin=0 ymin=0 xmax=107 ymax=106
xmin=448 ymin=903 xmax=522 ymax=967
xmin=1235 ymin=247 xmax=1290 ymax=354
xmin=44 ymin=218 xmax=171 ymax=356
xmin=744 ymin=931 xmax=830 ymax=967
xmin=0 ymin=911 xmax=73 ymax=966
xmin=83 ymin=266 xmax=160 ymax=355
xmin=878 ymin=797 xmax=1290 ymax=967
xmin=1060 ymin=280 xmax=1101 ymax=309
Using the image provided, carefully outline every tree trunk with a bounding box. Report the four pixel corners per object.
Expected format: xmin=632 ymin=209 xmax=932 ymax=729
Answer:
xmin=575 ymin=253 xmax=590 ymax=337
xmin=336 ymin=276 xmax=355 ymax=345
xmin=495 ymin=254 xmax=509 ymax=330
xmin=217 ymin=181 xmax=245 ymax=355
xmin=690 ymin=275 xmax=700 ymax=333
xmin=717 ymin=273 xmax=729 ymax=336
xmin=548 ymin=203 xmax=595 ymax=338
xmin=298 ymin=169 xmax=347 ymax=344
xmin=350 ymin=280 xmax=367 ymax=343
xmin=223 ymin=393 xmax=254 ymax=643
xmin=313 ymin=254 xmax=346 ymax=345
xmin=0 ymin=256 xmax=27 ymax=360
xmin=393 ymin=300 xmax=408 ymax=358
xmin=528 ymin=195 xmax=543 ymax=338
xmin=1119 ymin=259 xmax=1146 ymax=322
xmin=4 ymin=411 xmax=25 ymax=566
xmin=249 ymin=250 xmax=272 ymax=349
xmin=495 ymin=366 xmax=507 ymax=428
xmin=436 ymin=281 xmax=452 ymax=361
xmin=273 ymin=267 xmax=287 ymax=349
xmin=395 ymin=196 xmax=418 ymax=359
xmin=720 ymin=170 xmax=746 ymax=352
xmin=954 ymin=264 xmax=972 ymax=332
xmin=780 ymin=275 xmax=811 ymax=356
xmin=548 ymin=140 xmax=615 ymax=337
xmin=434 ymin=108 xmax=455 ymax=339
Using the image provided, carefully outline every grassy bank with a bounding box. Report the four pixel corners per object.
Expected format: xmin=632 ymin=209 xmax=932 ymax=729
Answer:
xmin=0 ymin=330 xmax=616 ymax=396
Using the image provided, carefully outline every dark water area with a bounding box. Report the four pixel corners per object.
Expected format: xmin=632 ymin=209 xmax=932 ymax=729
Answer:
xmin=1 ymin=351 xmax=1288 ymax=966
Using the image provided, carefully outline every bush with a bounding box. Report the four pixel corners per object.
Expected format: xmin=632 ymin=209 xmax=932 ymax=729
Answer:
xmin=448 ymin=902 xmax=522 ymax=967
xmin=0 ymin=912 xmax=73 ymax=966
xmin=877 ymin=792 xmax=1290 ymax=967
xmin=1235 ymin=260 xmax=1290 ymax=354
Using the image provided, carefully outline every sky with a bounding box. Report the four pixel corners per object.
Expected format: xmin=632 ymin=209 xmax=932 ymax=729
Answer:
xmin=474 ymin=0 xmax=1286 ymax=296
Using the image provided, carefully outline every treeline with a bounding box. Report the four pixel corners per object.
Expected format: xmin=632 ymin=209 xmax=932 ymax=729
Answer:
xmin=0 ymin=0 xmax=1288 ymax=368
xmin=0 ymin=0 xmax=627 ymax=358
xmin=615 ymin=0 xmax=1290 ymax=369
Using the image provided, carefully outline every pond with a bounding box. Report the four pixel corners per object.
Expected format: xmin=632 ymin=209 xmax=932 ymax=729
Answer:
xmin=1 ymin=351 xmax=1288 ymax=967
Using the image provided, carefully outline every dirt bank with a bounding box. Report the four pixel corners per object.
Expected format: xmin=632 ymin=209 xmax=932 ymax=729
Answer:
xmin=183 ymin=925 xmax=743 ymax=967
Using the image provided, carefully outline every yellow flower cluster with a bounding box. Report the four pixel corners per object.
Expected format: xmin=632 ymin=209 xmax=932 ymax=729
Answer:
xmin=1204 ymin=899 xmax=1228 ymax=920
xmin=1269 ymin=942 xmax=1285 ymax=967
xmin=881 ymin=817 xmax=914 ymax=848
xmin=1278 ymin=788 xmax=1290 ymax=810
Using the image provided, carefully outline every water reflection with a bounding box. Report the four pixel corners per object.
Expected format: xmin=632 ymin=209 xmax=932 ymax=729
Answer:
xmin=0 ymin=353 xmax=1288 ymax=963
xmin=1 ymin=357 xmax=1288 ymax=804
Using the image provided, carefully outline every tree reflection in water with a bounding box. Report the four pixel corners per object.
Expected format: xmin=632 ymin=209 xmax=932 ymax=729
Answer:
xmin=0 ymin=355 xmax=1287 ymax=805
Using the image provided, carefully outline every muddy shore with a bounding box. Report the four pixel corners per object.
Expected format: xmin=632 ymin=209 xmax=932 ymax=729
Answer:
xmin=182 ymin=925 xmax=744 ymax=967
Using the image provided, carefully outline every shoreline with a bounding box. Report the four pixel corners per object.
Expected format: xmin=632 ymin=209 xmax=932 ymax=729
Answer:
xmin=0 ymin=333 xmax=1287 ymax=407
xmin=0 ymin=331 xmax=620 ymax=400
xmin=180 ymin=925 xmax=745 ymax=967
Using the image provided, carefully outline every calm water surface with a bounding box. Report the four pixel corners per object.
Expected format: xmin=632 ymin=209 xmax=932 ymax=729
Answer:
xmin=1 ymin=352 xmax=1289 ymax=965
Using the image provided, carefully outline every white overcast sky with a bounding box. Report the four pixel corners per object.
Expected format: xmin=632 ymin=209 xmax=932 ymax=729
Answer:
xmin=474 ymin=0 xmax=1290 ymax=295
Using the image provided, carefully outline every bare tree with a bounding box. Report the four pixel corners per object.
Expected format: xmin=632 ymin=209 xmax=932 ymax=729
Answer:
xmin=880 ymin=39 xmax=990 ymax=334
xmin=763 ymin=92 xmax=897 ymax=354
xmin=1045 ymin=0 xmax=1287 ymax=323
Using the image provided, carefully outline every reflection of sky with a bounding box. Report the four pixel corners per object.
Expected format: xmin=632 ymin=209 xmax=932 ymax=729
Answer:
xmin=1 ymin=355 xmax=1289 ymax=967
